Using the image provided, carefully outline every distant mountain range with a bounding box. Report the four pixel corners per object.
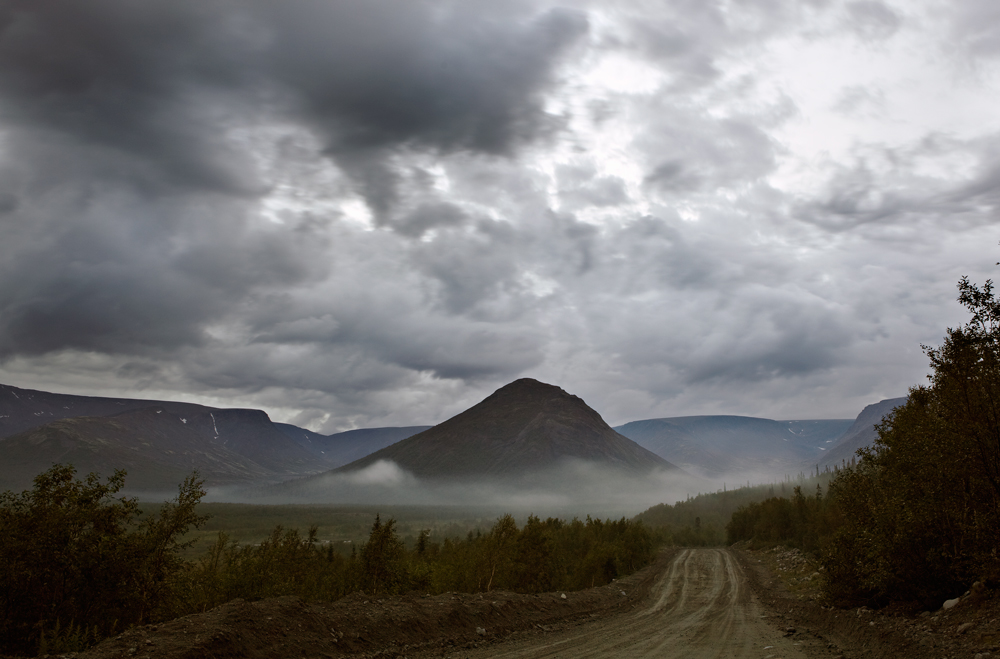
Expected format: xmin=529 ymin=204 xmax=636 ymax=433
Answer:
xmin=0 ymin=380 xmax=907 ymax=494
xmin=0 ymin=383 xmax=427 ymax=492
xmin=614 ymin=416 xmax=853 ymax=478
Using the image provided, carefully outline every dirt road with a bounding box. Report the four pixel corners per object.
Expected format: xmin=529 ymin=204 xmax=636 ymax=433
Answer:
xmin=447 ymin=548 xmax=812 ymax=659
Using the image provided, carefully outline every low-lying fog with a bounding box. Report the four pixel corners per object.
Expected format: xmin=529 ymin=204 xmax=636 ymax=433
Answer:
xmin=203 ymin=460 xmax=791 ymax=518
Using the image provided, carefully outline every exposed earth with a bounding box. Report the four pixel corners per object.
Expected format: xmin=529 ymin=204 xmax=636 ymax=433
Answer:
xmin=61 ymin=547 xmax=999 ymax=659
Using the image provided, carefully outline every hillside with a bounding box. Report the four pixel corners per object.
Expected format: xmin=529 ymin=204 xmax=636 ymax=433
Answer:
xmin=0 ymin=405 xmax=332 ymax=492
xmin=0 ymin=382 xmax=229 ymax=439
xmin=330 ymin=379 xmax=678 ymax=479
xmin=276 ymin=424 xmax=431 ymax=467
xmin=615 ymin=416 xmax=852 ymax=477
xmin=818 ymin=397 xmax=907 ymax=468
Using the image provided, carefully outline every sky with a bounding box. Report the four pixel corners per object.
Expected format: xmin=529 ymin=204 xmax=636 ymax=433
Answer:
xmin=0 ymin=0 xmax=998 ymax=433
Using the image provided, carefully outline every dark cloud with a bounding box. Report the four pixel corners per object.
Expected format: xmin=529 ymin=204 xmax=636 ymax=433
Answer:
xmin=391 ymin=202 xmax=468 ymax=238
xmin=268 ymin=2 xmax=588 ymax=155
xmin=844 ymin=1 xmax=902 ymax=42
xmin=793 ymin=133 xmax=1000 ymax=232
xmin=0 ymin=0 xmax=263 ymax=195
xmin=0 ymin=0 xmax=994 ymax=434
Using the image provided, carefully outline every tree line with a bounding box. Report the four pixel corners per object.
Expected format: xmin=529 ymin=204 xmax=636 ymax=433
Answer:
xmin=0 ymin=464 xmax=660 ymax=656
xmin=727 ymin=276 xmax=1000 ymax=609
xmin=636 ymin=470 xmax=839 ymax=548
xmin=173 ymin=510 xmax=659 ymax=615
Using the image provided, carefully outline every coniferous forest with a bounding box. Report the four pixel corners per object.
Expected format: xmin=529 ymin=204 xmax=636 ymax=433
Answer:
xmin=0 ymin=465 xmax=659 ymax=655
xmin=727 ymin=276 xmax=1000 ymax=608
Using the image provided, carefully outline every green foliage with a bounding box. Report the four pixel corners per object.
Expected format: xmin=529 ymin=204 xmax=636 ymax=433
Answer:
xmin=169 ymin=525 xmax=357 ymax=615
xmin=0 ymin=465 xmax=207 ymax=655
xmin=361 ymin=514 xmax=408 ymax=596
xmin=170 ymin=511 xmax=660 ymax=613
xmin=400 ymin=513 xmax=658 ymax=594
xmin=819 ymin=276 xmax=1000 ymax=607
xmin=726 ymin=485 xmax=833 ymax=553
xmin=639 ymin=473 xmax=836 ymax=547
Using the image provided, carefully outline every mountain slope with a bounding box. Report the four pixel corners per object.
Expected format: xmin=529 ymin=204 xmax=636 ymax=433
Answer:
xmin=0 ymin=383 xmax=216 ymax=439
xmin=819 ymin=397 xmax=908 ymax=468
xmin=275 ymin=424 xmax=432 ymax=467
xmin=0 ymin=404 xmax=334 ymax=492
xmin=0 ymin=382 xmax=345 ymax=491
xmin=615 ymin=416 xmax=852 ymax=477
xmin=333 ymin=379 xmax=677 ymax=479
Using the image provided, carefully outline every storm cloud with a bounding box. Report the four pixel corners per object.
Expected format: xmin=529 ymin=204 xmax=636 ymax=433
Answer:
xmin=0 ymin=0 xmax=996 ymax=432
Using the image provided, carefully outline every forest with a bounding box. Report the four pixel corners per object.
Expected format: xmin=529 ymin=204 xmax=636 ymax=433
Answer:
xmin=727 ymin=276 xmax=1000 ymax=608
xmin=0 ymin=465 xmax=659 ymax=655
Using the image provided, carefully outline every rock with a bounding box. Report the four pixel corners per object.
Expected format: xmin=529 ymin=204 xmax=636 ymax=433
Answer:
xmin=957 ymin=622 xmax=974 ymax=634
xmin=476 ymin=627 xmax=486 ymax=636
xmin=560 ymin=593 xmax=567 ymax=600
xmin=942 ymin=598 xmax=960 ymax=610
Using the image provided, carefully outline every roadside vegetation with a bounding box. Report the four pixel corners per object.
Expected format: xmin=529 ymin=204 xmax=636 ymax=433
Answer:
xmin=0 ymin=465 xmax=207 ymax=656
xmin=0 ymin=466 xmax=660 ymax=656
xmin=636 ymin=470 xmax=837 ymax=547
xmin=727 ymin=275 xmax=1000 ymax=609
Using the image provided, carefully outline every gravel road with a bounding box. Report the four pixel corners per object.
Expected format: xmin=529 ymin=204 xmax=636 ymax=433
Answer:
xmin=446 ymin=548 xmax=811 ymax=658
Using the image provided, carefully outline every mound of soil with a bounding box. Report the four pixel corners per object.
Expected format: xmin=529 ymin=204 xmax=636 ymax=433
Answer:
xmin=70 ymin=551 xmax=673 ymax=659
xmin=736 ymin=546 xmax=1000 ymax=659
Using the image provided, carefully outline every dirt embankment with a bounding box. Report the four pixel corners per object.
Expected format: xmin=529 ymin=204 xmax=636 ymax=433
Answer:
xmin=39 ymin=546 xmax=1000 ymax=659
xmin=739 ymin=545 xmax=1000 ymax=659
xmin=68 ymin=550 xmax=675 ymax=659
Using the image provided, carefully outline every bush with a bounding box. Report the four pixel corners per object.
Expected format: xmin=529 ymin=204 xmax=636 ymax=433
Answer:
xmin=169 ymin=525 xmax=357 ymax=614
xmin=0 ymin=465 xmax=206 ymax=655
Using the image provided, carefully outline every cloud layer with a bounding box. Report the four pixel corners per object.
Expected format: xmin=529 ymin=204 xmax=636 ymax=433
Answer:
xmin=0 ymin=0 xmax=997 ymax=431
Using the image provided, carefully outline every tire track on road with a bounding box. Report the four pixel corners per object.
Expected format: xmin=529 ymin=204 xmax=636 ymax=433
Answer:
xmin=448 ymin=548 xmax=814 ymax=658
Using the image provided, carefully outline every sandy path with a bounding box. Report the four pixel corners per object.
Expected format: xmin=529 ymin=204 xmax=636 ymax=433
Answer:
xmin=447 ymin=548 xmax=811 ymax=659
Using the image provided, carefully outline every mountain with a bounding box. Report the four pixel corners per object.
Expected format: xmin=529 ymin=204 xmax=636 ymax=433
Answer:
xmin=0 ymin=382 xmax=222 ymax=439
xmin=0 ymin=403 xmax=333 ymax=492
xmin=614 ymin=416 xmax=853 ymax=477
xmin=819 ymin=397 xmax=908 ymax=468
xmin=0 ymin=383 xmax=355 ymax=492
xmin=275 ymin=424 xmax=432 ymax=467
xmin=330 ymin=379 xmax=678 ymax=479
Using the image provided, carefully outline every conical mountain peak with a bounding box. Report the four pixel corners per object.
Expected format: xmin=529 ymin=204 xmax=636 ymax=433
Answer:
xmin=334 ymin=379 xmax=679 ymax=478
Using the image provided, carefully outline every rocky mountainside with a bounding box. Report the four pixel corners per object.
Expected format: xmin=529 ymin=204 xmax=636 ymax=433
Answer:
xmin=818 ymin=397 xmax=908 ymax=469
xmin=330 ymin=379 xmax=678 ymax=479
xmin=615 ymin=416 xmax=852 ymax=477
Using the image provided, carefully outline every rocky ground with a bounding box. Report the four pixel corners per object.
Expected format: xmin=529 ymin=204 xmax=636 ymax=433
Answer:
xmin=24 ymin=545 xmax=1000 ymax=659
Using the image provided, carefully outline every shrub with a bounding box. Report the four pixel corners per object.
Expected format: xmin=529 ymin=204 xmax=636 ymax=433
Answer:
xmin=0 ymin=465 xmax=206 ymax=655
